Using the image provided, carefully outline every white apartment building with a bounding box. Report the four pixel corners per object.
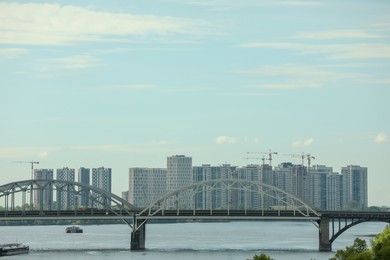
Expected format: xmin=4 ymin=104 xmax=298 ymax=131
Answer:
xmin=167 ymin=155 xmax=192 ymax=208
xmin=92 ymin=167 xmax=112 ymax=207
xmin=128 ymin=167 xmax=167 ymax=207
xmin=56 ymin=167 xmax=76 ymax=209
xmin=33 ymin=169 xmax=54 ymax=210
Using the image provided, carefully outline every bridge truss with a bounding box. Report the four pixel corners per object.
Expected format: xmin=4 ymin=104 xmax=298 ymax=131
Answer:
xmin=136 ymin=179 xmax=320 ymax=229
xmin=0 ymin=179 xmax=138 ymax=224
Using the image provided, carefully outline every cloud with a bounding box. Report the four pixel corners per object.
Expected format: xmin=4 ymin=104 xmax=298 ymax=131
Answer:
xmin=0 ymin=3 xmax=207 ymax=45
xmin=107 ymin=84 xmax=156 ymax=90
xmin=70 ymin=144 xmax=133 ymax=152
xmin=0 ymin=147 xmax=61 ymax=158
xmin=294 ymin=30 xmax=385 ymax=40
xmin=43 ymin=55 xmax=101 ymax=69
xmin=235 ymin=64 xmax=351 ymax=89
xmin=240 ymin=42 xmax=390 ymax=59
xmin=155 ymin=140 xmax=169 ymax=146
xmin=215 ymin=136 xmax=237 ymax=144
xmin=292 ymin=138 xmax=314 ymax=147
xmin=170 ymin=0 xmax=322 ymax=8
xmin=374 ymin=133 xmax=389 ymax=143
xmin=0 ymin=48 xmax=29 ymax=58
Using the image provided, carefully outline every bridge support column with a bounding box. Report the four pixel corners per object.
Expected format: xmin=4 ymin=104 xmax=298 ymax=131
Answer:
xmin=319 ymin=217 xmax=332 ymax=252
xmin=131 ymin=219 xmax=146 ymax=251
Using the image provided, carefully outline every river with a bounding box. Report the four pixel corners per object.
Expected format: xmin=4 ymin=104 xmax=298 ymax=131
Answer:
xmin=1 ymin=221 xmax=387 ymax=260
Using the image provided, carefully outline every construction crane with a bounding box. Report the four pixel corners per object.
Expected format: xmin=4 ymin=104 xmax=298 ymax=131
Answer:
xmin=14 ymin=161 xmax=39 ymax=179
xmin=247 ymin=149 xmax=278 ymax=166
xmin=283 ymin=153 xmax=315 ymax=170
xmin=243 ymin=156 xmax=267 ymax=165
xmin=306 ymin=154 xmax=315 ymax=170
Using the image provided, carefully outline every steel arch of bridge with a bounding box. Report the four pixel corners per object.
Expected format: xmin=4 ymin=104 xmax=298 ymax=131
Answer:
xmin=0 ymin=179 xmax=138 ymax=218
xmin=139 ymin=178 xmax=320 ymax=218
xmin=329 ymin=216 xmax=390 ymax=244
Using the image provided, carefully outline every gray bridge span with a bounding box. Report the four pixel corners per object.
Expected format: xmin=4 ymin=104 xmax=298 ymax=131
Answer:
xmin=1 ymin=179 xmax=389 ymax=251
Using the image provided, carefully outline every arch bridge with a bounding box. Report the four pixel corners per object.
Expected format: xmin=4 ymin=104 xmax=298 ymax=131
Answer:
xmin=0 ymin=179 xmax=139 ymax=225
xmin=1 ymin=179 xmax=389 ymax=252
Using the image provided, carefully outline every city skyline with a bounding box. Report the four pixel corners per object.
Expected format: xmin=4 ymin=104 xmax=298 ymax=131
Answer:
xmin=1 ymin=1 xmax=389 ymax=206
xmin=15 ymin=158 xmax=369 ymax=210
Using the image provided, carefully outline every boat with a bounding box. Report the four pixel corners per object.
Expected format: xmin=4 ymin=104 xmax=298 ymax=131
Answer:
xmin=0 ymin=243 xmax=29 ymax=257
xmin=65 ymin=226 xmax=83 ymax=233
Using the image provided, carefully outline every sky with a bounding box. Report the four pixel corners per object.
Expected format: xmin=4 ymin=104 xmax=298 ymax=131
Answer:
xmin=1 ymin=0 xmax=389 ymax=206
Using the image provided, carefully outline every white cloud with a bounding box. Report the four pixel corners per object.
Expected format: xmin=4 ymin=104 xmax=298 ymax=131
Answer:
xmin=294 ymin=30 xmax=385 ymax=40
xmin=215 ymin=136 xmax=237 ymax=144
xmin=170 ymin=0 xmax=322 ymax=8
xmin=43 ymin=55 xmax=101 ymax=69
xmin=71 ymin=144 xmax=133 ymax=152
xmin=253 ymin=83 xmax=321 ymax=89
xmin=0 ymin=147 xmax=61 ymax=158
xmin=254 ymin=137 xmax=260 ymax=144
xmin=107 ymin=84 xmax=156 ymax=90
xmin=0 ymin=3 xmax=207 ymax=45
xmin=155 ymin=140 xmax=169 ymax=146
xmin=0 ymin=48 xmax=29 ymax=58
xmin=277 ymin=1 xmax=323 ymax=6
xmin=235 ymin=64 xmax=350 ymax=89
xmin=240 ymin=42 xmax=390 ymax=59
xmin=374 ymin=133 xmax=389 ymax=143
xmin=292 ymin=138 xmax=314 ymax=147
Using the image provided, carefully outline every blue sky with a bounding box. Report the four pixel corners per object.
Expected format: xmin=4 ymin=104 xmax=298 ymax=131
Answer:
xmin=1 ymin=0 xmax=389 ymax=206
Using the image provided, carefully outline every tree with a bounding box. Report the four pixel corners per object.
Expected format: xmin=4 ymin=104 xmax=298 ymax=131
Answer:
xmin=329 ymin=225 xmax=390 ymax=260
xmin=371 ymin=226 xmax=390 ymax=260
xmin=248 ymin=253 xmax=274 ymax=260
xmin=329 ymin=238 xmax=372 ymax=260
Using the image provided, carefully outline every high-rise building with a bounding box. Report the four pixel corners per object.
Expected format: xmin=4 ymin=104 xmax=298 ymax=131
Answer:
xmin=56 ymin=167 xmax=76 ymax=209
xmin=273 ymin=163 xmax=294 ymax=194
xmin=92 ymin=167 xmax=112 ymax=207
xmin=193 ymin=164 xmax=235 ymax=210
xmin=308 ymin=165 xmax=333 ymax=210
xmin=78 ymin=167 xmax=90 ymax=207
xmin=342 ymin=165 xmax=368 ymax=209
xmin=128 ymin=168 xmax=167 ymax=207
xmin=326 ymin=172 xmax=343 ymax=210
xmin=33 ymin=169 xmax=54 ymax=210
xmin=167 ymin=155 xmax=192 ymax=208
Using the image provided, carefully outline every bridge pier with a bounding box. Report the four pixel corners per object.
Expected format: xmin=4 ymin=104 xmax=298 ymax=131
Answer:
xmin=131 ymin=219 xmax=146 ymax=251
xmin=318 ymin=217 xmax=332 ymax=252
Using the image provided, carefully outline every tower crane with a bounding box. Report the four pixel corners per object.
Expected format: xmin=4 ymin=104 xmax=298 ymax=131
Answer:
xmin=283 ymin=153 xmax=315 ymax=171
xmin=14 ymin=161 xmax=39 ymax=179
xmin=243 ymin=156 xmax=267 ymax=165
xmin=247 ymin=149 xmax=278 ymax=166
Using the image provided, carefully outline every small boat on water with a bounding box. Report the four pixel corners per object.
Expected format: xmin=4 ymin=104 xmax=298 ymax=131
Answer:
xmin=0 ymin=243 xmax=29 ymax=257
xmin=65 ymin=226 xmax=83 ymax=233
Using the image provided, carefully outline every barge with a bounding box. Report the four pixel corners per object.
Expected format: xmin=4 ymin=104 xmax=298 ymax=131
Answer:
xmin=65 ymin=226 xmax=83 ymax=233
xmin=0 ymin=243 xmax=29 ymax=257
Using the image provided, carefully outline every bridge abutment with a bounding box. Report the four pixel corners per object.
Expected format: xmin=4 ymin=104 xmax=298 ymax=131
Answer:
xmin=319 ymin=217 xmax=332 ymax=252
xmin=131 ymin=219 xmax=146 ymax=251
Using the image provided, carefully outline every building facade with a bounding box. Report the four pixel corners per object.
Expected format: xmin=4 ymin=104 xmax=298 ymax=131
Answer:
xmin=56 ymin=167 xmax=76 ymax=210
xmin=341 ymin=165 xmax=368 ymax=209
xmin=78 ymin=167 xmax=90 ymax=207
xmin=128 ymin=167 xmax=167 ymax=207
xmin=91 ymin=167 xmax=112 ymax=207
xmin=166 ymin=155 xmax=192 ymax=208
xmin=123 ymin=156 xmax=368 ymax=211
xmin=33 ymin=169 xmax=54 ymax=210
